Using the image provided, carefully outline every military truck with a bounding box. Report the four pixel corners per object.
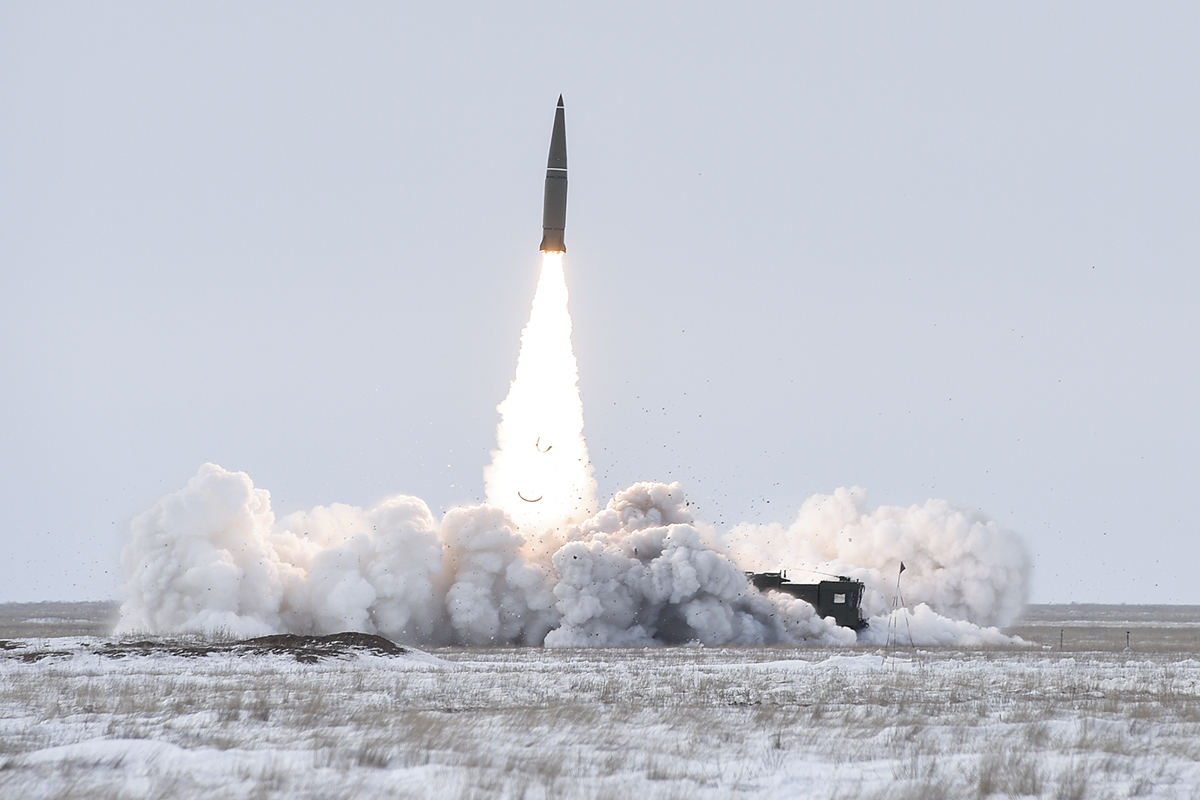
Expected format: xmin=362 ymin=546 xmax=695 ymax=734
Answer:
xmin=748 ymin=572 xmax=868 ymax=631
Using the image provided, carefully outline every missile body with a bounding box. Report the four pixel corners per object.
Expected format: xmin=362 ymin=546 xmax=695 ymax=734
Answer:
xmin=539 ymin=96 xmax=567 ymax=253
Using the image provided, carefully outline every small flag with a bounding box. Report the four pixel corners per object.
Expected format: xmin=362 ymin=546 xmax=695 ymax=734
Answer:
xmin=899 ymin=562 xmax=906 ymax=574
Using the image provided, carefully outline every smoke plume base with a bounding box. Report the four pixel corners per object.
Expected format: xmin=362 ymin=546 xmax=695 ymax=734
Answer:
xmin=118 ymin=464 xmax=1029 ymax=648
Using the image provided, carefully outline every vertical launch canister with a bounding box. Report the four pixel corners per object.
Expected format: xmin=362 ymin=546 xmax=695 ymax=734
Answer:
xmin=539 ymin=96 xmax=567 ymax=253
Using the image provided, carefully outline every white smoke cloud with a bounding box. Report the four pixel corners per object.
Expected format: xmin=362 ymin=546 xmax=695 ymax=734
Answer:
xmin=545 ymin=482 xmax=852 ymax=647
xmin=858 ymin=604 xmax=1023 ymax=647
xmin=119 ymin=465 xmax=561 ymax=646
xmin=118 ymin=255 xmax=1032 ymax=648
xmin=118 ymin=463 xmax=292 ymax=638
xmin=117 ymin=465 xmax=1029 ymax=647
xmin=440 ymin=505 xmax=558 ymax=645
xmin=725 ymin=487 xmax=1030 ymax=629
xmin=278 ymin=496 xmax=445 ymax=642
xmin=117 ymin=464 xmax=447 ymax=641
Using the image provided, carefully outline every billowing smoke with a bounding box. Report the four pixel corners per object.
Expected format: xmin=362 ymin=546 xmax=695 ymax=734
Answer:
xmin=725 ymin=487 xmax=1030 ymax=644
xmin=439 ymin=505 xmax=558 ymax=645
xmin=117 ymin=463 xmax=446 ymax=641
xmin=546 ymin=482 xmax=854 ymax=647
xmin=118 ymin=254 xmax=1031 ymax=647
xmin=118 ymin=465 xmax=1027 ymax=647
xmin=117 ymin=465 xmax=860 ymax=646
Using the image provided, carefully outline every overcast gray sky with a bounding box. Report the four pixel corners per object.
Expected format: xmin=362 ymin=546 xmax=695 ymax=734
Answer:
xmin=2 ymin=3 xmax=1197 ymax=604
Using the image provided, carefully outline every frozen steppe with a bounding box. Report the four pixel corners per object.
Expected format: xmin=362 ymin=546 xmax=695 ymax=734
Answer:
xmin=3 ymin=603 xmax=1200 ymax=799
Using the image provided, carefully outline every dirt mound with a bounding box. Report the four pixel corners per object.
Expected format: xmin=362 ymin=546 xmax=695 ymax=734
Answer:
xmin=9 ymin=633 xmax=411 ymax=663
xmin=240 ymin=632 xmax=409 ymax=661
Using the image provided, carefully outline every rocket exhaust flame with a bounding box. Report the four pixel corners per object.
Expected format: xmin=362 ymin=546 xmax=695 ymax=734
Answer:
xmin=484 ymin=251 xmax=597 ymax=534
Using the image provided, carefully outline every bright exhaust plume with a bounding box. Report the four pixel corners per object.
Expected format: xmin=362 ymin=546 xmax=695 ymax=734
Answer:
xmin=484 ymin=251 xmax=597 ymax=535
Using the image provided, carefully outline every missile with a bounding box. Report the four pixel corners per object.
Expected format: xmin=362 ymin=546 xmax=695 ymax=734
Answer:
xmin=539 ymin=95 xmax=567 ymax=253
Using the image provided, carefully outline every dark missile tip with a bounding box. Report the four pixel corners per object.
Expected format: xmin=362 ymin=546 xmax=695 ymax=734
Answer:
xmin=557 ymin=94 xmax=564 ymax=106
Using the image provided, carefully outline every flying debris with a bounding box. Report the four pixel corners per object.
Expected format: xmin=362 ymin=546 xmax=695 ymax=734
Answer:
xmin=539 ymin=95 xmax=567 ymax=253
xmin=535 ymin=438 xmax=552 ymax=453
xmin=517 ymin=492 xmax=543 ymax=503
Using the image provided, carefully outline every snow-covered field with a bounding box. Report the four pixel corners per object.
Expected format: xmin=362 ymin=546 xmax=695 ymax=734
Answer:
xmin=3 ymin=604 xmax=1200 ymax=799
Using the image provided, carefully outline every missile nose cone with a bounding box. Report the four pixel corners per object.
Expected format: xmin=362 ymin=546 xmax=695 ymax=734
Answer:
xmin=557 ymin=94 xmax=564 ymax=107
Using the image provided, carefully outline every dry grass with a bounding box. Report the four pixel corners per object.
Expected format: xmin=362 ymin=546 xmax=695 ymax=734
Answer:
xmin=3 ymin=606 xmax=1200 ymax=797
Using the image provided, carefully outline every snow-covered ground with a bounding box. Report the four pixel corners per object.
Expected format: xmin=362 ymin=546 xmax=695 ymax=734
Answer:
xmin=4 ymin=608 xmax=1200 ymax=800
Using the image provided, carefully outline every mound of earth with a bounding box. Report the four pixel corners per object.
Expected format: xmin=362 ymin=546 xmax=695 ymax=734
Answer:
xmin=239 ymin=632 xmax=409 ymax=661
xmin=9 ymin=632 xmax=410 ymax=663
